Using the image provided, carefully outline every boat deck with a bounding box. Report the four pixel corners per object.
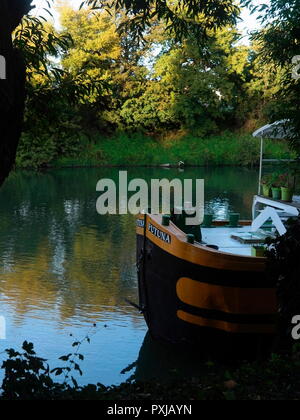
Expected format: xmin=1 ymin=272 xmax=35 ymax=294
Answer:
xmin=201 ymin=226 xmax=271 ymax=257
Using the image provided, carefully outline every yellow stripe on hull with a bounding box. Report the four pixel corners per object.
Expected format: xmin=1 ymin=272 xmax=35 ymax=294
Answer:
xmin=176 ymin=277 xmax=277 ymax=315
xmin=177 ymin=310 xmax=276 ymax=334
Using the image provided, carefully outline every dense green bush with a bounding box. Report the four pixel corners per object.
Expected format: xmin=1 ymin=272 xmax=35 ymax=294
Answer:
xmin=48 ymin=133 xmax=294 ymax=169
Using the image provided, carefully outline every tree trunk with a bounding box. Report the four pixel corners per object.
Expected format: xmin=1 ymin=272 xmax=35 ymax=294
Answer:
xmin=0 ymin=50 xmax=26 ymax=186
xmin=0 ymin=0 xmax=33 ymax=187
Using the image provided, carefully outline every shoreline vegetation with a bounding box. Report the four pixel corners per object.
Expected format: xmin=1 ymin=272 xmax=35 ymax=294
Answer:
xmin=16 ymin=133 xmax=295 ymax=170
xmin=1 ymin=340 xmax=300 ymax=400
xmin=14 ymin=4 xmax=300 ymax=176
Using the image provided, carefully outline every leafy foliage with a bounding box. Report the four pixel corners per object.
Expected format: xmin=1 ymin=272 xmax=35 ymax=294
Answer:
xmin=2 ymin=339 xmax=300 ymax=400
xmin=1 ymin=0 xmax=300 ymax=179
xmin=1 ymin=326 xmax=97 ymax=400
xmin=3 ymin=0 xmax=299 ymax=169
xmin=13 ymin=6 xmax=108 ymax=167
xmin=84 ymin=0 xmax=240 ymax=42
xmin=1 ymin=341 xmax=63 ymax=400
xmin=52 ymin=7 xmax=253 ymax=135
xmin=50 ymin=133 xmax=293 ymax=168
xmin=266 ymin=217 xmax=300 ymax=341
xmin=244 ymin=0 xmax=300 ymax=153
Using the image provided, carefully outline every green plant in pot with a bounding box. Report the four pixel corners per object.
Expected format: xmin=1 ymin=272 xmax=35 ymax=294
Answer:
xmin=261 ymin=174 xmax=272 ymax=197
xmin=279 ymin=173 xmax=295 ymax=202
xmin=271 ymin=173 xmax=282 ymax=200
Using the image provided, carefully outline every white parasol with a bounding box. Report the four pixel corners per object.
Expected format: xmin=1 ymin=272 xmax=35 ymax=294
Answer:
xmin=252 ymin=119 xmax=294 ymax=140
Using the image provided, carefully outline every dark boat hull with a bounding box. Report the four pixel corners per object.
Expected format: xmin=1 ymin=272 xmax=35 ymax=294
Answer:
xmin=136 ymin=214 xmax=277 ymax=354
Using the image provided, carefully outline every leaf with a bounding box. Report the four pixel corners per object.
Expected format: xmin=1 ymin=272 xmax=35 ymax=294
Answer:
xmin=74 ymin=363 xmax=83 ymax=376
xmin=59 ymin=354 xmax=72 ymax=362
xmin=51 ymin=368 xmax=64 ymax=376
xmin=22 ymin=341 xmax=35 ymax=355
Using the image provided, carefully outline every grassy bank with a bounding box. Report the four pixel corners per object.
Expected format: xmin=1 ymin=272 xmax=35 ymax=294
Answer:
xmin=17 ymin=132 xmax=295 ymax=169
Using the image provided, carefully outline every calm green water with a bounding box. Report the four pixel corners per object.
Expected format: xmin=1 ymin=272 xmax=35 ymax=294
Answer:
xmin=0 ymin=167 xmax=260 ymax=385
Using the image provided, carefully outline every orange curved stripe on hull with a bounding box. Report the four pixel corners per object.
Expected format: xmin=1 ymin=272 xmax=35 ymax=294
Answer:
xmin=176 ymin=277 xmax=277 ymax=315
xmin=177 ymin=310 xmax=276 ymax=334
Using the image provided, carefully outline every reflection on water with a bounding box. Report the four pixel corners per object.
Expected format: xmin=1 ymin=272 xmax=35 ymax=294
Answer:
xmin=131 ymin=332 xmax=229 ymax=383
xmin=0 ymin=167 xmax=259 ymax=385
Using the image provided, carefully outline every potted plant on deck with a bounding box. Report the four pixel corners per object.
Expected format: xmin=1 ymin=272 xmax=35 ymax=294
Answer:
xmin=261 ymin=174 xmax=273 ymax=197
xmin=279 ymin=173 xmax=295 ymax=202
xmin=271 ymin=173 xmax=282 ymax=200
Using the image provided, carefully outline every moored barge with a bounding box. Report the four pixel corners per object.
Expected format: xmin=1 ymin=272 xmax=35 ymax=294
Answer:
xmin=136 ymin=213 xmax=277 ymax=353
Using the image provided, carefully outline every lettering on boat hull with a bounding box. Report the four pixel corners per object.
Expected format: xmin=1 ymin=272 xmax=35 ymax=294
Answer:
xmin=136 ymin=218 xmax=145 ymax=228
xmin=148 ymin=223 xmax=171 ymax=244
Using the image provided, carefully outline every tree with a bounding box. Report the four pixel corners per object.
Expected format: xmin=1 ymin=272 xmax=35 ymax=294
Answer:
xmin=0 ymin=0 xmax=33 ymax=186
xmin=120 ymin=27 xmax=251 ymax=134
xmin=58 ymin=4 xmax=148 ymax=134
xmin=243 ymin=41 xmax=286 ymax=129
xmin=85 ymin=0 xmax=240 ymax=41
xmin=244 ymin=0 xmax=300 ymax=153
xmin=0 ymin=0 xmax=241 ymax=186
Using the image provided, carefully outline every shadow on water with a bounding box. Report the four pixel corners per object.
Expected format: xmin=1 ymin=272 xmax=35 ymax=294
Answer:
xmin=127 ymin=332 xmax=213 ymax=383
xmin=122 ymin=331 xmax=275 ymax=384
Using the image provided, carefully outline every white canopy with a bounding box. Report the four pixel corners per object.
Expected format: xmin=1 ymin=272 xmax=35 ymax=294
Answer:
xmin=252 ymin=119 xmax=294 ymax=139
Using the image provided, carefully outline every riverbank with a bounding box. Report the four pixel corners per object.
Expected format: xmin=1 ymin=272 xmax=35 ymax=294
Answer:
xmin=1 ymin=342 xmax=300 ymax=400
xmin=81 ymin=350 xmax=300 ymax=400
xmin=16 ymin=133 xmax=295 ymax=169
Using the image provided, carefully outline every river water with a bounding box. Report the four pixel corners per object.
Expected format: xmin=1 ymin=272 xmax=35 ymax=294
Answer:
xmin=0 ymin=167 xmax=260 ymax=385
